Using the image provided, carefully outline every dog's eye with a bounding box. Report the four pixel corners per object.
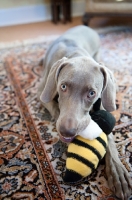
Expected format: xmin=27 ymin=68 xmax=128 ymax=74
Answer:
xmin=87 ymin=90 xmax=96 ymax=98
xmin=61 ymin=84 xmax=67 ymax=91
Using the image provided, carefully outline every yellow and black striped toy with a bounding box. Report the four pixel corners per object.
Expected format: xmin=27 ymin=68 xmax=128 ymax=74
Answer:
xmin=63 ymin=110 xmax=116 ymax=184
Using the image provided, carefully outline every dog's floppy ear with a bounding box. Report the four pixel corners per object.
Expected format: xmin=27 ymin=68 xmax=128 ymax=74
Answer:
xmin=40 ymin=57 xmax=67 ymax=103
xmin=100 ymin=63 xmax=116 ymax=112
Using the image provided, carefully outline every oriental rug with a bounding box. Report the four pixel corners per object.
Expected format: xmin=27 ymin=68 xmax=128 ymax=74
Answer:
xmin=0 ymin=28 xmax=132 ymax=200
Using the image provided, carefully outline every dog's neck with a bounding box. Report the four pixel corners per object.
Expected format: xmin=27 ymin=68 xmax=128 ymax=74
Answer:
xmin=65 ymin=47 xmax=90 ymax=59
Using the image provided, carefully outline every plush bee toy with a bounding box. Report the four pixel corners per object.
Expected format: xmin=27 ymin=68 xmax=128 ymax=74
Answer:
xmin=63 ymin=99 xmax=116 ymax=184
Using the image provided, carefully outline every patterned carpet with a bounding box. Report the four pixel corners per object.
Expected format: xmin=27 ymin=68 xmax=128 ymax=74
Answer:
xmin=0 ymin=28 xmax=132 ymax=200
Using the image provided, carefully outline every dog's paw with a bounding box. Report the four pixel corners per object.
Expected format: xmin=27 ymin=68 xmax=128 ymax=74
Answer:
xmin=105 ymin=156 xmax=132 ymax=200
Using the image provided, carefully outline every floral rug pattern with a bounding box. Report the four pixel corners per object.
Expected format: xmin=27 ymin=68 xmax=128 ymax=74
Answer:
xmin=0 ymin=29 xmax=132 ymax=200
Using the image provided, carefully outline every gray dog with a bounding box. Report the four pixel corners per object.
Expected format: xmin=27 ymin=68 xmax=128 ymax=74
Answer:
xmin=38 ymin=25 xmax=132 ymax=199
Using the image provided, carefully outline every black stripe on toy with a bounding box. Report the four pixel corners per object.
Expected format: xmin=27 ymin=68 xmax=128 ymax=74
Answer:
xmin=67 ymin=152 xmax=95 ymax=171
xmin=72 ymin=138 xmax=102 ymax=160
xmin=96 ymin=137 xmax=107 ymax=149
xmin=63 ymin=169 xmax=83 ymax=183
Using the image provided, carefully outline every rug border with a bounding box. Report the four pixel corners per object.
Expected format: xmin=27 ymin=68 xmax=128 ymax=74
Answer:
xmin=4 ymin=56 xmax=65 ymax=200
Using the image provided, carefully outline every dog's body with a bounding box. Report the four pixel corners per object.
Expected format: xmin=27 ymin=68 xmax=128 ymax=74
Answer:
xmin=38 ymin=25 xmax=131 ymax=199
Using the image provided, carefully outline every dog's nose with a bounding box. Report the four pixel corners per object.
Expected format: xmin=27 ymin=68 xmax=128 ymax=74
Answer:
xmin=59 ymin=125 xmax=77 ymax=138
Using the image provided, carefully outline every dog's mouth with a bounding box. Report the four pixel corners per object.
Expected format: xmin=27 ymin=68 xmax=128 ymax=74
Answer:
xmin=59 ymin=134 xmax=75 ymax=143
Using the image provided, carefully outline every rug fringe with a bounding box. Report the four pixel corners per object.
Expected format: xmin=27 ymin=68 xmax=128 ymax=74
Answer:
xmin=95 ymin=25 xmax=132 ymax=34
xmin=0 ymin=35 xmax=59 ymax=50
xmin=0 ymin=25 xmax=132 ymax=50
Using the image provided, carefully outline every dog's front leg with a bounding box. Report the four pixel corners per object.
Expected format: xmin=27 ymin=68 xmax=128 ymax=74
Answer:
xmin=105 ymin=133 xmax=132 ymax=200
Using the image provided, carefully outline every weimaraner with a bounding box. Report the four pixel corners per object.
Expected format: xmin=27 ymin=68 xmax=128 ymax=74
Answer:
xmin=38 ymin=25 xmax=132 ymax=199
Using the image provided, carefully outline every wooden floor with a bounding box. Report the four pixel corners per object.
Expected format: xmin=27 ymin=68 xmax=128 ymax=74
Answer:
xmin=0 ymin=16 xmax=132 ymax=43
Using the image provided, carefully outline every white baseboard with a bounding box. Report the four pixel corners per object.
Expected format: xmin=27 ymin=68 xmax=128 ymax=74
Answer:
xmin=0 ymin=1 xmax=85 ymax=27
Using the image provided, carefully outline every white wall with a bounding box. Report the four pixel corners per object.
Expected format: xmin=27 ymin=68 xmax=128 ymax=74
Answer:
xmin=0 ymin=0 xmax=85 ymax=27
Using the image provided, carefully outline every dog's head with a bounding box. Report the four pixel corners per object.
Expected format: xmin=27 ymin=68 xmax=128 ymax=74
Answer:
xmin=40 ymin=57 xmax=116 ymax=143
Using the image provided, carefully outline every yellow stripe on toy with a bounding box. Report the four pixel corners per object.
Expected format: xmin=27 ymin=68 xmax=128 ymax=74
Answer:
xmin=67 ymin=158 xmax=92 ymax=177
xmin=63 ymin=132 xmax=108 ymax=183
xmin=68 ymin=142 xmax=99 ymax=168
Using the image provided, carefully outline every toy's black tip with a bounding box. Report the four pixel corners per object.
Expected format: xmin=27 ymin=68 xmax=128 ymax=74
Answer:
xmin=91 ymin=110 xmax=116 ymax=135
